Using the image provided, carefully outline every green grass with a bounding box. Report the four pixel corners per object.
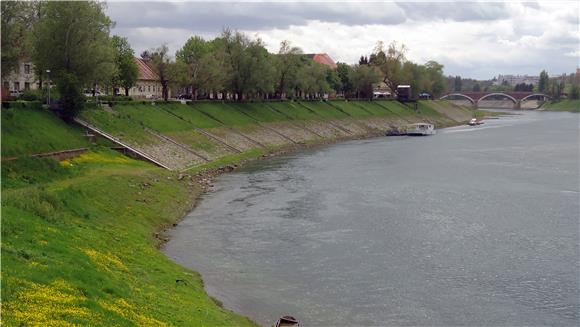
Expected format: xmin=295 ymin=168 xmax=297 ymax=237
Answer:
xmin=297 ymin=101 xmax=350 ymax=119
xmin=225 ymin=102 xmax=289 ymax=122
xmin=192 ymin=102 xmax=257 ymax=126
xmin=113 ymin=103 xmax=195 ymax=133
xmin=79 ymin=108 xmax=158 ymax=145
xmin=1 ymin=149 xmax=257 ymax=326
xmin=266 ymin=101 xmax=322 ymax=120
xmin=161 ymin=104 xmax=223 ymax=129
xmin=542 ymin=100 xmax=580 ymax=112
xmin=326 ymin=101 xmax=375 ymax=117
xmin=1 ymin=104 xmax=91 ymax=157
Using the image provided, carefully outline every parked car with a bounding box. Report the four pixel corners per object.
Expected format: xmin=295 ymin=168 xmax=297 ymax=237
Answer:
xmin=83 ymin=90 xmax=102 ymax=97
xmin=9 ymin=90 xmax=22 ymax=98
xmin=178 ymin=94 xmax=192 ymax=100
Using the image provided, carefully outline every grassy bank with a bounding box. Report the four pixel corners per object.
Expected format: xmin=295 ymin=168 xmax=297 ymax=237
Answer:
xmin=541 ymin=100 xmax=580 ymax=112
xmin=2 ymin=100 xmax=476 ymax=325
xmin=1 ymin=150 xmax=257 ymax=326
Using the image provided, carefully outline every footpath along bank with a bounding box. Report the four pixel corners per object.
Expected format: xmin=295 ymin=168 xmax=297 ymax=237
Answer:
xmin=2 ymin=100 xmax=478 ymax=326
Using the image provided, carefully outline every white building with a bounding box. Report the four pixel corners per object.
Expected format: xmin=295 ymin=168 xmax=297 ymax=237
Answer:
xmin=493 ymin=74 xmax=540 ymax=86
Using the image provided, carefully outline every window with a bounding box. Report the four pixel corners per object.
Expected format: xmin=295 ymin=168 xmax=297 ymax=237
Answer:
xmin=25 ymin=82 xmax=30 ymax=90
xmin=3 ymin=82 xmax=9 ymax=90
xmin=14 ymin=82 xmax=20 ymax=91
xmin=148 ymin=85 xmax=151 ymax=92
xmin=37 ymin=83 xmax=41 ymax=89
xmin=24 ymin=64 xmax=30 ymax=75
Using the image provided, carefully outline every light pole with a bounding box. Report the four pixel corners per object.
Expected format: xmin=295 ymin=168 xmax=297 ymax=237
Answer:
xmin=46 ymin=69 xmax=51 ymax=106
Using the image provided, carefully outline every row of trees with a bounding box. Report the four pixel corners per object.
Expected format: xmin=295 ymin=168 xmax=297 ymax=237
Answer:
xmin=166 ymin=37 xmax=447 ymax=101
xmin=2 ymin=0 xmax=448 ymax=118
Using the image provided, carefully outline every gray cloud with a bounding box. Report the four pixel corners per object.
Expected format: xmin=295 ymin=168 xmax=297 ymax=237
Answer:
xmin=107 ymin=2 xmax=407 ymax=32
xmin=395 ymin=2 xmax=511 ymax=22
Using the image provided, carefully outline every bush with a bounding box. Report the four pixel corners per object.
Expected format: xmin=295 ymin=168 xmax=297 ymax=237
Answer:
xmin=58 ymin=73 xmax=84 ymax=119
xmin=20 ymin=90 xmax=42 ymax=101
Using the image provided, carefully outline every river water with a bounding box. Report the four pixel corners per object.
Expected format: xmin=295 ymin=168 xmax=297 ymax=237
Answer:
xmin=164 ymin=111 xmax=579 ymax=326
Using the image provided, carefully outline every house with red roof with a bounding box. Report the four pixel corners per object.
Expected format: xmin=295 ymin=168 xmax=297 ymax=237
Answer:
xmin=305 ymin=53 xmax=337 ymax=69
xmin=128 ymin=57 xmax=166 ymax=98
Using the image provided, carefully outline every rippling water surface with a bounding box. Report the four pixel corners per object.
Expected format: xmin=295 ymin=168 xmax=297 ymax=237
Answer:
xmin=164 ymin=111 xmax=579 ymax=326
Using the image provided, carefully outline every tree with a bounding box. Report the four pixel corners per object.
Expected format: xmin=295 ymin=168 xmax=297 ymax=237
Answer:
xmin=454 ymin=76 xmax=462 ymax=92
xmin=1 ymin=1 xmax=37 ymax=79
xmin=176 ymin=36 xmax=217 ymax=99
xmin=349 ymin=64 xmax=381 ymax=99
xmin=569 ymin=84 xmax=580 ymax=100
xmin=326 ymin=68 xmax=342 ymax=95
xmin=58 ymin=72 xmax=84 ymax=119
xmin=148 ymin=45 xmax=171 ymax=101
xmin=274 ymin=40 xmax=303 ymax=98
xmin=32 ymin=1 xmax=114 ymax=117
xmin=111 ymin=36 xmax=138 ymax=96
xmin=336 ymin=62 xmax=353 ymax=97
xmin=221 ymin=29 xmax=275 ymax=100
xmin=297 ymin=60 xmax=330 ymax=99
xmin=539 ymin=70 xmax=549 ymax=93
xmin=424 ymin=61 xmax=447 ymax=97
xmin=370 ymin=41 xmax=407 ymax=95
xmin=472 ymin=83 xmax=481 ymax=92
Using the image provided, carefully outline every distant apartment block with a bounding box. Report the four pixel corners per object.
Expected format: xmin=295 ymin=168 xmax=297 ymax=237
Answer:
xmin=493 ymin=74 xmax=540 ymax=86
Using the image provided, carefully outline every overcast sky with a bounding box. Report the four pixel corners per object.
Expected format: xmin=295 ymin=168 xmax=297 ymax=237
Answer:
xmin=106 ymin=1 xmax=579 ymax=80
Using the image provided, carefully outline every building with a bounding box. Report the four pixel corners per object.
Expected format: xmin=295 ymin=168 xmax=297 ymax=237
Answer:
xmin=305 ymin=53 xmax=337 ymax=69
xmin=128 ymin=58 xmax=165 ymax=98
xmin=493 ymin=74 xmax=540 ymax=86
xmin=1 ymin=61 xmax=44 ymax=95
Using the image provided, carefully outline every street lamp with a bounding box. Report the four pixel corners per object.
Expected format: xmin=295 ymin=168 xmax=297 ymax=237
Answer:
xmin=46 ymin=69 xmax=51 ymax=106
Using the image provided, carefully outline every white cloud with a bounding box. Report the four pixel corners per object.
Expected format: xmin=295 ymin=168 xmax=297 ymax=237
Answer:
xmin=107 ymin=0 xmax=580 ymax=79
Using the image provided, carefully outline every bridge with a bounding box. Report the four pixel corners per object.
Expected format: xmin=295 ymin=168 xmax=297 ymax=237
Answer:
xmin=440 ymin=91 xmax=550 ymax=109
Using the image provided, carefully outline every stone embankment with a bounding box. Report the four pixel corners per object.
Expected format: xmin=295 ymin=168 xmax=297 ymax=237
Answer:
xmin=78 ymin=100 xmax=475 ymax=171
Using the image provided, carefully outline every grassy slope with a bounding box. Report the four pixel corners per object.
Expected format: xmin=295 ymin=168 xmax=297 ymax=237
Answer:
xmin=1 ymin=103 xmax=91 ymax=157
xmin=1 ymin=149 xmax=256 ymax=326
xmin=542 ymin=100 xmax=580 ymax=112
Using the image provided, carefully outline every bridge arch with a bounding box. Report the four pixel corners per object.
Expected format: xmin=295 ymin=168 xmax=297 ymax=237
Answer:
xmin=520 ymin=93 xmax=551 ymax=102
xmin=440 ymin=93 xmax=476 ymax=104
xmin=477 ymin=92 xmax=517 ymax=104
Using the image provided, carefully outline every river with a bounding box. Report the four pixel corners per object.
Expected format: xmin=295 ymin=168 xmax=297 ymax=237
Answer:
xmin=164 ymin=111 xmax=579 ymax=326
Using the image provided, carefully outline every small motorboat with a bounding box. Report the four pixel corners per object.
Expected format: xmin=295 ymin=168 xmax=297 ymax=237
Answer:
xmin=468 ymin=118 xmax=484 ymax=126
xmin=275 ymin=315 xmax=300 ymax=327
xmin=406 ymin=123 xmax=436 ymax=136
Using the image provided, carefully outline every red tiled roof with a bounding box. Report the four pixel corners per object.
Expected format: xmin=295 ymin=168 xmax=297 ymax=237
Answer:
xmin=135 ymin=57 xmax=159 ymax=81
xmin=306 ymin=53 xmax=337 ymax=69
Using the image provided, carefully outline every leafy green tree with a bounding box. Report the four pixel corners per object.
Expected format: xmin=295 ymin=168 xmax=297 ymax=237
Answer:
xmin=349 ymin=64 xmax=380 ymax=99
xmin=472 ymin=83 xmax=481 ymax=92
xmin=32 ymin=1 xmax=114 ymax=117
xmin=539 ymin=70 xmax=549 ymax=93
xmin=297 ymin=60 xmax=330 ymax=98
xmin=176 ymin=36 xmax=219 ymax=99
xmin=326 ymin=68 xmax=342 ymax=95
xmin=1 ymin=1 xmax=37 ymax=79
xmin=336 ymin=62 xmax=353 ymax=97
xmin=274 ymin=40 xmax=303 ymax=98
xmin=221 ymin=29 xmax=275 ymax=100
xmin=424 ymin=61 xmax=447 ymax=96
xmin=111 ymin=36 xmax=138 ymax=96
xmin=58 ymin=73 xmax=84 ymax=120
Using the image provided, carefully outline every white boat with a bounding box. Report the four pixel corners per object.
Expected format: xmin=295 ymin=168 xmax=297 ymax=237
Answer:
xmin=468 ymin=118 xmax=484 ymax=126
xmin=406 ymin=123 xmax=436 ymax=136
